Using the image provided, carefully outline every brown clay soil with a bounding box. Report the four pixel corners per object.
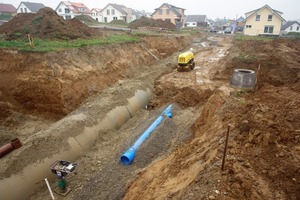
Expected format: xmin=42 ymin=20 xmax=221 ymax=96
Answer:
xmin=128 ymin=16 xmax=176 ymax=30
xmin=0 ymin=32 xmax=299 ymax=200
xmin=0 ymin=7 xmax=99 ymax=40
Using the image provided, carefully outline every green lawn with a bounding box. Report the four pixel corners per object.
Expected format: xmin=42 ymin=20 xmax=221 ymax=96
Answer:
xmin=0 ymin=34 xmax=140 ymax=52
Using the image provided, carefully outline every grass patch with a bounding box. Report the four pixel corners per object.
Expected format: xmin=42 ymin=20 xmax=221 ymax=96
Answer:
xmin=287 ymin=32 xmax=300 ymax=38
xmin=234 ymin=34 xmax=275 ymax=41
xmin=0 ymin=35 xmax=140 ymax=51
xmin=235 ymin=52 xmax=257 ymax=62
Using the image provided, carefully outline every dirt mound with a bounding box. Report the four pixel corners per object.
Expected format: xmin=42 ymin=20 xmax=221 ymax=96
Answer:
xmin=74 ymin=14 xmax=98 ymax=23
xmin=0 ymin=7 xmax=98 ymax=40
xmin=109 ymin=20 xmax=128 ymax=26
xmin=129 ymin=16 xmax=176 ymax=30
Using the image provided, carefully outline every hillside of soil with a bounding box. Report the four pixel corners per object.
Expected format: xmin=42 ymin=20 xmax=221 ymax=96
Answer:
xmin=124 ymin=38 xmax=300 ymax=200
xmin=0 ymin=7 xmax=98 ymax=40
xmin=129 ymin=16 xmax=176 ymax=30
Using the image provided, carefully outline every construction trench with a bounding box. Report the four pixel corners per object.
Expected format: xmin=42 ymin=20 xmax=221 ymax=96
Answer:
xmin=0 ymin=33 xmax=300 ymax=200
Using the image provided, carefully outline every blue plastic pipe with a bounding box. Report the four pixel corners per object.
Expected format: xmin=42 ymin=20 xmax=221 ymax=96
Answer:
xmin=121 ymin=104 xmax=173 ymax=165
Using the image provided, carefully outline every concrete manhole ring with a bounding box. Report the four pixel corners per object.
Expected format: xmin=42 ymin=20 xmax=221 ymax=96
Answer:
xmin=230 ymin=69 xmax=256 ymax=89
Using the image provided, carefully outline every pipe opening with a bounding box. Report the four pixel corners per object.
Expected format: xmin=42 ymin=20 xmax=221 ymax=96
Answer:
xmin=121 ymin=156 xmax=131 ymax=165
xmin=235 ymin=69 xmax=254 ymax=74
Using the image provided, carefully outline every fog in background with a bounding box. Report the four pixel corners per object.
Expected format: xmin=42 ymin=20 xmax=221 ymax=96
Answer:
xmin=8 ymin=0 xmax=300 ymax=21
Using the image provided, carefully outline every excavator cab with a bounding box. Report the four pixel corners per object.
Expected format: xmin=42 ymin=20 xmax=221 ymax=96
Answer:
xmin=177 ymin=51 xmax=195 ymax=72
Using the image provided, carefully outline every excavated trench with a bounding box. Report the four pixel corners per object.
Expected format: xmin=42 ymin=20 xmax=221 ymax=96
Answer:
xmin=0 ymin=34 xmax=206 ymax=199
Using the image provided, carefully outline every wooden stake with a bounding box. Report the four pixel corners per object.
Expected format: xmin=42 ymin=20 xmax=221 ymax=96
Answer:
xmin=221 ymin=124 xmax=231 ymax=171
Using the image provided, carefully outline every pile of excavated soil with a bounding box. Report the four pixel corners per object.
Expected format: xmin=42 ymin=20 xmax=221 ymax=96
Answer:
xmin=128 ymin=16 xmax=176 ymax=30
xmin=123 ymin=38 xmax=300 ymax=200
xmin=74 ymin=14 xmax=98 ymax=24
xmin=0 ymin=7 xmax=98 ymax=40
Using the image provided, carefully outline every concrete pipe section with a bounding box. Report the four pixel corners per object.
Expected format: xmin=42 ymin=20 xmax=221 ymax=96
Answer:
xmin=230 ymin=69 xmax=256 ymax=89
xmin=0 ymin=89 xmax=151 ymax=200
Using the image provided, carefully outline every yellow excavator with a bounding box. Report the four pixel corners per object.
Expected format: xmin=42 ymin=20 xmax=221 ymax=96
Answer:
xmin=177 ymin=51 xmax=195 ymax=72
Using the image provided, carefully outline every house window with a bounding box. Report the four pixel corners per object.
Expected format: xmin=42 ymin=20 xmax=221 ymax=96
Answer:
xmin=111 ymin=9 xmax=115 ymax=15
xmin=268 ymin=15 xmax=273 ymax=21
xmin=65 ymin=8 xmax=70 ymax=13
xmin=104 ymin=17 xmax=107 ymax=22
xmin=166 ymin=9 xmax=170 ymax=15
xmin=246 ymin=25 xmax=252 ymax=28
xmin=58 ymin=8 xmax=62 ymax=12
xmin=165 ymin=19 xmax=171 ymax=22
xmin=290 ymin=26 xmax=293 ymax=31
xmin=159 ymin=9 xmax=162 ymax=15
xmin=256 ymin=15 xmax=260 ymax=21
xmin=113 ymin=17 xmax=117 ymax=20
xmin=192 ymin=22 xmax=196 ymax=25
xmin=65 ymin=15 xmax=71 ymax=20
xmin=107 ymin=9 xmax=110 ymax=15
xmin=79 ymin=8 xmax=86 ymax=12
xmin=264 ymin=26 xmax=274 ymax=34
xmin=297 ymin=26 xmax=300 ymax=31
xmin=24 ymin=8 xmax=27 ymax=13
xmin=20 ymin=8 xmax=23 ymax=13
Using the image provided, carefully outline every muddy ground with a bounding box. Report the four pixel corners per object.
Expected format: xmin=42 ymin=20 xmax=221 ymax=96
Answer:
xmin=0 ymin=32 xmax=299 ymax=200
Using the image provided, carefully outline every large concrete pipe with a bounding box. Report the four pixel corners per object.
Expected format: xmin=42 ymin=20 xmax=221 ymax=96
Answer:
xmin=120 ymin=104 xmax=173 ymax=165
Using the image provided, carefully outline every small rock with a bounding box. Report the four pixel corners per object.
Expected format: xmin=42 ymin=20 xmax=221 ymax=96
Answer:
xmin=209 ymin=195 xmax=216 ymax=199
xmin=245 ymin=143 xmax=252 ymax=148
xmin=223 ymin=192 xmax=227 ymax=195
xmin=214 ymin=190 xmax=220 ymax=194
xmin=194 ymin=186 xmax=200 ymax=191
xmin=242 ymin=162 xmax=251 ymax=168
xmin=188 ymin=192 xmax=194 ymax=197
xmin=292 ymin=178 xmax=296 ymax=182
xmin=254 ymin=130 xmax=260 ymax=136
xmin=278 ymin=152 xmax=284 ymax=158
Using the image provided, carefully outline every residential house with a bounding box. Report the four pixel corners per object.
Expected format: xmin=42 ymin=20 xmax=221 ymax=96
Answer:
xmin=101 ymin=3 xmax=140 ymax=23
xmin=151 ymin=3 xmax=185 ymax=26
xmin=91 ymin=8 xmax=103 ymax=22
xmin=243 ymin=4 xmax=285 ymax=36
xmin=230 ymin=17 xmax=245 ymax=32
xmin=281 ymin=21 xmax=300 ymax=34
xmin=185 ymin=15 xmax=208 ymax=27
xmin=0 ymin=3 xmax=17 ymax=16
xmin=16 ymin=2 xmax=45 ymax=13
xmin=55 ymin=1 xmax=92 ymax=20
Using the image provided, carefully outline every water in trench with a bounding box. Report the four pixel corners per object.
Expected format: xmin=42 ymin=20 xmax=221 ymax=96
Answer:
xmin=0 ymin=89 xmax=151 ymax=200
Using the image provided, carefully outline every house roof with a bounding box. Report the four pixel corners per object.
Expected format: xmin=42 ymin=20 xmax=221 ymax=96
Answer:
xmin=59 ymin=1 xmax=92 ymax=14
xmin=281 ymin=21 xmax=300 ymax=30
xmin=19 ymin=2 xmax=46 ymax=12
xmin=185 ymin=15 xmax=206 ymax=23
xmin=0 ymin=3 xmax=17 ymax=13
xmin=91 ymin=8 xmax=102 ymax=13
xmin=152 ymin=3 xmax=185 ymax=17
xmin=101 ymin=3 xmax=128 ymax=15
xmin=245 ymin=4 xmax=285 ymax=22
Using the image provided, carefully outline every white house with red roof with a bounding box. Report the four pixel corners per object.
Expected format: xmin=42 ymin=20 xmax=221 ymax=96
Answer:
xmin=55 ymin=1 xmax=92 ymax=20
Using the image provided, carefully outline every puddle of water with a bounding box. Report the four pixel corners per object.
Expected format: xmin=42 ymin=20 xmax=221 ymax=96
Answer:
xmin=0 ymin=90 xmax=151 ymax=200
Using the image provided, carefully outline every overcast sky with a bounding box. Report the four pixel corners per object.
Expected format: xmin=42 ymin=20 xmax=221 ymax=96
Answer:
xmin=8 ymin=0 xmax=300 ymax=21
